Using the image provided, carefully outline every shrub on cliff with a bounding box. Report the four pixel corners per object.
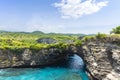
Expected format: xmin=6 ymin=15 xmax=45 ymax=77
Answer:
xmin=74 ymin=40 xmax=82 ymax=46
xmin=110 ymin=26 xmax=120 ymax=34
xmin=96 ymin=33 xmax=107 ymax=39
xmin=82 ymin=36 xmax=95 ymax=42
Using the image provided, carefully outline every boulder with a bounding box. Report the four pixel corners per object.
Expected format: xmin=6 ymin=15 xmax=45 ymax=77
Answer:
xmin=36 ymin=38 xmax=57 ymax=44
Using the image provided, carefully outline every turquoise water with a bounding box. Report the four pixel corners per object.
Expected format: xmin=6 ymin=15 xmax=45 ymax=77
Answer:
xmin=0 ymin=54 xmax=89 ymax=80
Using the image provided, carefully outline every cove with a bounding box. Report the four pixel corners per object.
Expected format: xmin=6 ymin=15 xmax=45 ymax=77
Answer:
xmin=0 ymin=54 xmax=89 ymax=80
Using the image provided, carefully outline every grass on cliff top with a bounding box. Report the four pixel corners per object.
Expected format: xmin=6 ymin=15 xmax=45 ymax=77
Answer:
xmin=82 ymin=33 xmax=120 ymax=42
xmin=0 ymin=31 xmax=82 ymax=52
xmin=0 ymin=31 xmax=120 ymax=51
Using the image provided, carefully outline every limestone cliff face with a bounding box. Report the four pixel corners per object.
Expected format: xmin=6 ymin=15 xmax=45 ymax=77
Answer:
xmin=82 ymin=41 xmax=120 ymax=80
xmin=0 ymin=48 xmax=68 ymax=68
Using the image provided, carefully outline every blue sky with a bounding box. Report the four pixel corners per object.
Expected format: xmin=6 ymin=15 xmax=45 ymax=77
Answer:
xmin=0 ymin=0 xmax=120 ymax=34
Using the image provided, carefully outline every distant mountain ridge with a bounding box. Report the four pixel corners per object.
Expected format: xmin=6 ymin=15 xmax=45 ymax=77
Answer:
xmin=0 ymin=30 xmax=95 ymax=36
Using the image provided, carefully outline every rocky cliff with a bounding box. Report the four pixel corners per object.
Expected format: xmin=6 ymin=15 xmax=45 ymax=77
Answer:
xmin=0 ymin=37 xmax=120 ymax=80
xmin=82 ymin=38 xmax=120 ymax=80
xmin=0 ymin=45 xmax=83 ymax=69
xmin=0 ymin=48 xmax=68 ymax=68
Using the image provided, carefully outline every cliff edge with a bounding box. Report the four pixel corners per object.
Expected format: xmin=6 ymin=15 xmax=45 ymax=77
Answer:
xmin=82 ymin=37 xmax=120 ymax=80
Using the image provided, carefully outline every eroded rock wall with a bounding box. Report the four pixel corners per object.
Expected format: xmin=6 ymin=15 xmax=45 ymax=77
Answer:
xmin=82 ymin=42 xmax=120 ymax=80
xmin=0 ymin=48 xmax=67 ymax=68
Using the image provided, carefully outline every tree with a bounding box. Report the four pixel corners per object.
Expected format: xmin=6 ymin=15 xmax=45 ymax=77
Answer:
xmin=110 ymin=26 xmax=120 ymax=34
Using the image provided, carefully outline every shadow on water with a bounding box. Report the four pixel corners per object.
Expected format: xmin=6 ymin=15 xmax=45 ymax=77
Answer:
xmin=51 ymin=54 xmax=85 ymax=69
xmin=0 ymin=54 xmax=89 ymax=80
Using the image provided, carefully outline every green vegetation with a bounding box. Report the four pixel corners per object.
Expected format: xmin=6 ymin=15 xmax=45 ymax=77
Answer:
xmin=95 ymin=32 xmax=107 ymax=39
xmin=82 ymin=36 xmax=95 ymax=42
xmin=0 ymin=31 xmax=84 ymax=52
xmin=74 ymin=40 xmax=82 ymax=46
xmin=82 ymin=33 xmax=107 ymax=42
xmin=1 ymin=26 xmax=120 ymax=53
xmin=110 ymin=26 xmax=120 ymax=34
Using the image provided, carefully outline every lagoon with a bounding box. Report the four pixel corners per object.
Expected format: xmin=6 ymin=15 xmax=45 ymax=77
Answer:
xmin=0 ymin=54 xmax=89 ymax=80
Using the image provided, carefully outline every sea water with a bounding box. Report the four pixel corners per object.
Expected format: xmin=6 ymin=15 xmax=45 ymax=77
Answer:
xmin=0 ymin=54 xmax=89 ymax=80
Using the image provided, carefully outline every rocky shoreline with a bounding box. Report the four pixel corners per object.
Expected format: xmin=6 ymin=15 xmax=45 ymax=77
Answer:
xmin=0 ymin=38 xmax=120 ymax=80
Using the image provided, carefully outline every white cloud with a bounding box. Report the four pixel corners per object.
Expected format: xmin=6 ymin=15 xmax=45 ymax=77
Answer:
xmin=54 ymin=0 xmax=108 ymax=18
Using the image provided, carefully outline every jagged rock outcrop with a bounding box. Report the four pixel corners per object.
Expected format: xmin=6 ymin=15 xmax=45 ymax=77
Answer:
xmin=82 ymin=41 xmax=120 ymax=80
